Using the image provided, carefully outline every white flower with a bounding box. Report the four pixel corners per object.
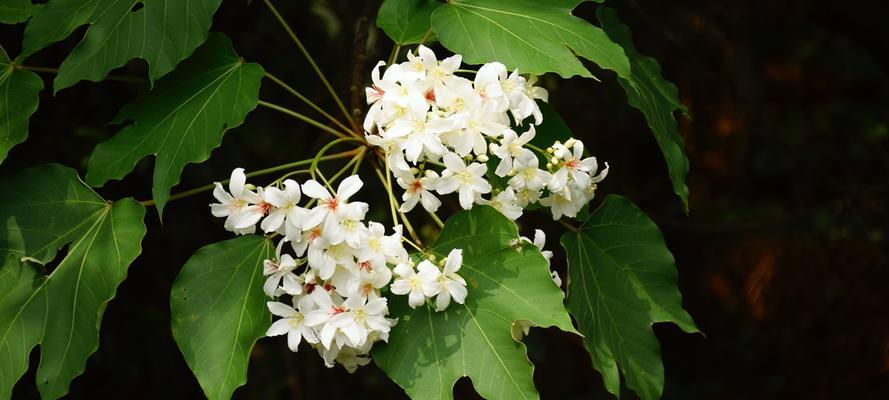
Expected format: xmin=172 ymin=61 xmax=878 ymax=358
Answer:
xmin=549 ymin=140 xmax=606 ymax=192
xmin=261 ymin=179 xmax=304 ymax=233
xmin=263 ymin=250 xmax=302 ymax=297
xmin=395 ymin=168 xmax=441 ymax=213
xmin=539 ymin=187 xmax=585 ymax=220
xmin=359 ymin=222 xmax=407 ymax=268
xmin=304 ymin=289 xmax=349 ymax=350
xmin=266 ymin=297 xmax=319 ymax=352
xmin=390 ymin=261 xmax=440 ymax=308
xmin=434 ymin=249 xmax=468 ymax=311
xmin=478 ymin=188 xmax=523 ymax=220
xmin=302 ymin=175 xmax=369 ymax=245
xmin=508 ymin=150 xmax=551 ymax=191
xmin=210 ymin=168 xmax=266 ymax=234
xmin=532 ymin=229 xmax=553 ymax=263
xmin=436 ymin=152 xmax=492 ymax=209
xmin=492 ymin=127 xmax=536 ymax=176
xmin=327 ymin=296 xmax=393 ymax=348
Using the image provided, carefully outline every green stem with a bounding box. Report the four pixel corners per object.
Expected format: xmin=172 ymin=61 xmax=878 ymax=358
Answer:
xmin=258 ymin=100 xmax=349 ymax=139
xmin=14 ymin=64 xmax=145 ymax=83
xmin=329 ymin=148 xmax=366 ymax=184
xmin=263 ymin=71 xmax=353 ymax=135
xmin=388 ymin=44 xmax=402 ymax=66
xmin=262 ymin=0 xmax=358 ymax=132
xmin=138 ymin=151 xmax=357 ymax=206
xmin=418 ymin=28 xmax=434 ymax=46
xmin=428 ymin=210 xmax=445 ymax=228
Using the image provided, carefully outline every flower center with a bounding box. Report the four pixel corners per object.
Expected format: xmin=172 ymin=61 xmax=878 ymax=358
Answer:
xmin=456 ymin=170 xmax=472 ymax=184
xmin=325 ymin=197 xmax=339 ymax=212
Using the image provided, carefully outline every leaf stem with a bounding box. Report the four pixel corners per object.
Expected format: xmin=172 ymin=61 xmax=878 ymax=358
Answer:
xmin=13 ymin=64 xmax=145 ymax=83
xmin=387 ymin=44 xmax=402 ymax=66
xmin=427 ymin=210 xmax=445 ymax=228
xmin=138 ymin=150 xmax=357 ymax=206
xmin=262 ymin=0 xmax=358 ymax=132
xmin=418 ymin=28 xmax=434 ymax=46
xmin=257 ymin=100 xmax=349 ymax=139
xmin=263 ymin=71 xmax=353 ymax=135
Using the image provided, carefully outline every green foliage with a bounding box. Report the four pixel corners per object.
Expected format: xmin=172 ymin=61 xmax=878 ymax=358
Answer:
xmin=21 ymin=0 xmax=223 ymax=91
xmin=0 ymin=0 xmax=39 ymax=24
xmin=0 ymin=45 xmax=42 ymax=164
xmin=560 ymin=195 xmax=697 ymax=400
xmin=0 ymin=164 xmax=145 ymax=400
xmin=170 ymin=236 xmax=274 ymax=400
xmin=377 ymin=0 xmax=441 ymax=45
xmin=85 ymin=33 xmax=264 ymax=216
xmin=597 ymin=7 xmax=691 ymax=212
xmin=374 ymin=206 xmax=576 ymax=399
xmin=430 ymin=0 xmax=630 ymax=80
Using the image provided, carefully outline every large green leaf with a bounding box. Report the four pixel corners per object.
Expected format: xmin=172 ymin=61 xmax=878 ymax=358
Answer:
xmin=85 ymin=33 xmax=263 ymax=216
xmin=0 ymin=45 xmax=43 ymax=164
xmin=377 ymin=0 xmax=441 ymax=45
xmin=374 ymin=206 xmax=576 ymax=399
xmin=0 ymin=0 xmax=39 ymax=24
xmin=171 ymin=235 xmax=274 ymax=400
xmin=560 ymin=195 xmax=697 ymax=400
xmin=0 ymin=164 xmax=145 ymax=400
xmin=21 ymin=0 xmax=223 ymax=91
xmin=430 ymin=0 xmax=630 ymax=80
xmin=597 ymin=7 xmax=691 ymax=212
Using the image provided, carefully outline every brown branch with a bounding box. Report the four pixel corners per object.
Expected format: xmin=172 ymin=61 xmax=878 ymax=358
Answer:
xmin=348 ymin=0 xmax=379 ymax=132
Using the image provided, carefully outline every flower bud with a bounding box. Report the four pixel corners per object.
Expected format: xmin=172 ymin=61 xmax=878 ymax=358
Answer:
xmin=550 ymin=156 xmax=560 ymax=165
xmin=410 ymin=167 xmax=420 ymax=175
xmin=476 ymin=154 xmax=489 ymax=163
xmin=245 ymin=183 xmax=256 ymax=190
xmin=565 ymin=138 xmax=577 ymax=147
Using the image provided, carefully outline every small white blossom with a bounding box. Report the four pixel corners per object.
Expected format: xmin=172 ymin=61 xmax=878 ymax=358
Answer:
xmin=436 ymin=152 xmax=491 ymax=209
xmin=391 ymin=261 xmax=440 ymax=308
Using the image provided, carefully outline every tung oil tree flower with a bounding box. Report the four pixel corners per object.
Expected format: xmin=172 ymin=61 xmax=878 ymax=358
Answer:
xmin=0 ymin=2 xmax=697 ymax=399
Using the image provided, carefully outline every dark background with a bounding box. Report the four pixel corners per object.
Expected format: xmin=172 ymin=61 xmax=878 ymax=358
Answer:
xmin=2 ymin=0 xmax=888 ymax=398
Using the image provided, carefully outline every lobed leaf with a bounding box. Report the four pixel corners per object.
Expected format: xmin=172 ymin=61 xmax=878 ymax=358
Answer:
xmin=170 ymin=235 xmax=274 ymax=400
xmin=374 ymin=206 xmax=575 ymax=400
xmin=21 ymin=0 xmax=223 ymax=92
xmin=0 ymin=164 xmax=146 ymax=400
xmin=597 ymin=7 xmax=691 ymax=212
xmin=85 ymin=32 xmax=264 ymax=216
xmin=560 ymin=195 xmax=697 ymax=400
xmin=0 ymin=45 xmax=43 ymax=164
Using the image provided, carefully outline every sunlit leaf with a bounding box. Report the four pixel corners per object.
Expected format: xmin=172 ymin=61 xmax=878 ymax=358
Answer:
xmin=560 ymin=195 xmax=697 ymax=400
xmin=171 ymin=235 xmax=274 ymax=400
xmin=85 ymin=33 xmax=264 ymax=216
xmin=597 ymin=7 xmax=691 ymax=212
xmin=0 ymin=45 xmax=42 ymax=164
xmin=21 ymin=0 xmax=223 ymax=91
xmin=0 ymin=164 xmax=145 ymax=400
xmin=374 ymin=205 xmax=575 ymax=399
xmin=430 ymin=0 xmax=630 ymax=79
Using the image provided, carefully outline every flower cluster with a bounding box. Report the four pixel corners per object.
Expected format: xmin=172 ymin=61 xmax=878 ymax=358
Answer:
xmin=363 ymin=45 xmax=609 ymax=220
xmin=210 ymin=168 xmax=468 ymax=372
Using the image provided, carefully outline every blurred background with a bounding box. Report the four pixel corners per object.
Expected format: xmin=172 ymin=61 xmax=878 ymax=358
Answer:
xmin=2 ymin=0 xmax=887 ymax=398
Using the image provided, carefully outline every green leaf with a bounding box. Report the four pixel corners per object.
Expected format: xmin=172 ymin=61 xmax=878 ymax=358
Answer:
xmin=171 ymin=235 xmax=274 ymax=400
xmin=430 ymin=0 xmax=630 ymax=80
xmin=0 ymin=45 xmax=43 ymax=164
xmin=0 ymin=164 xmax=146 ymax=400
xmin=0 ymin=0 xmax=39 ymax=24
xmin=560 ymin=195 xmax=697 ymax=400
xmin=21 ymin=0 xmax=223 ymax=91
xmin=85 ymin=33 xmax=264 ymax=216
xmin=374 ymin=206 xmax=575 ymax=400
xmin=597 ymin=7 xmax=691 ymax=212
xmin=377 ymin=0 xmax=441 ymax=45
